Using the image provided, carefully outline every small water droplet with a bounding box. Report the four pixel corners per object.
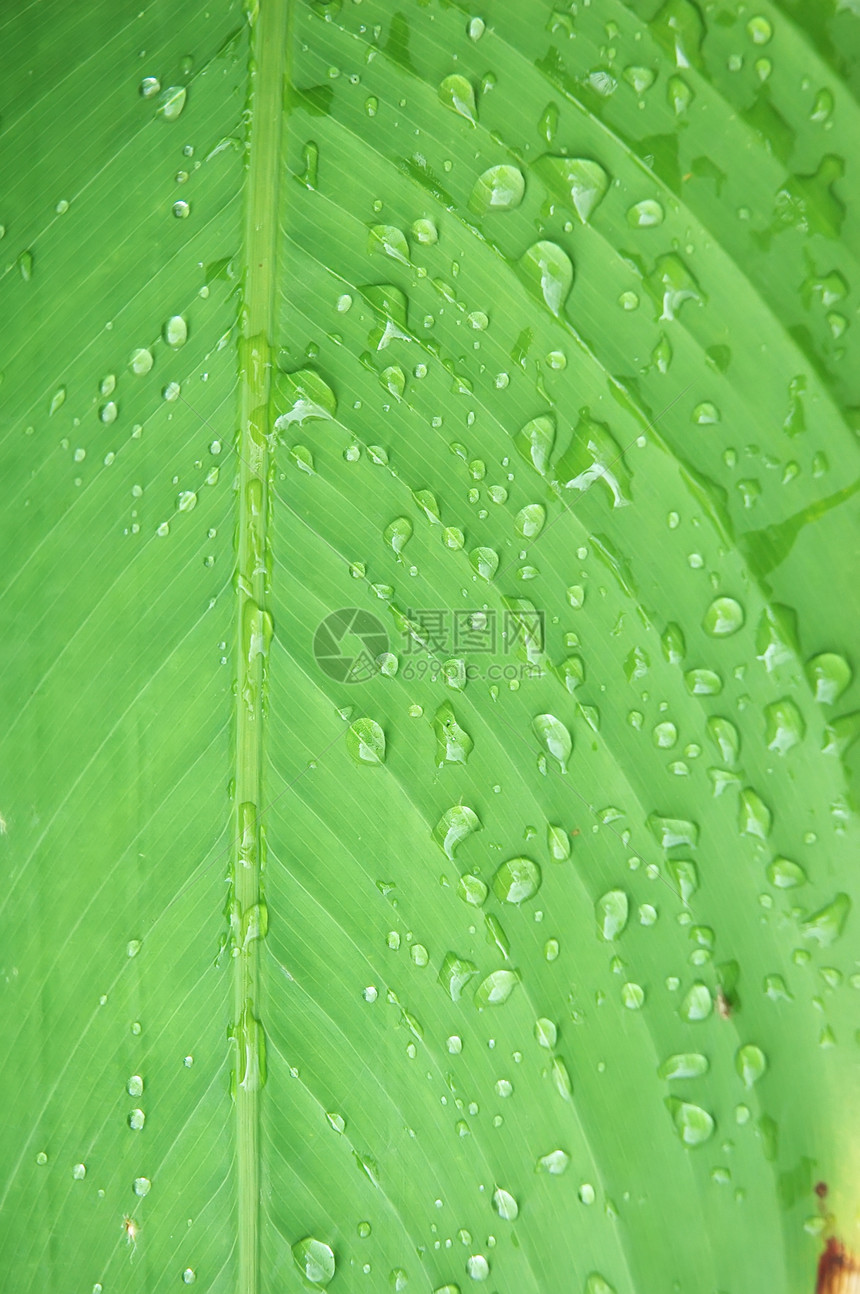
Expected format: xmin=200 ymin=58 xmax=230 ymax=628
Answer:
xmin=492 ymin=1187 xmax=518 ymax=1221
xmin=133 ymin=1176 xmax=151 ymax=1197
xmin=157 ymin=86 xmax=187 ymax=121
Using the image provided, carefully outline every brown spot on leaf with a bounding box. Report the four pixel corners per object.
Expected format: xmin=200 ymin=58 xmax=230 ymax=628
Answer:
xmin=817 ymin=1238 xmax=860 ymax=1294
xmin=815 ymin=1181 xmax=829 ymax=1199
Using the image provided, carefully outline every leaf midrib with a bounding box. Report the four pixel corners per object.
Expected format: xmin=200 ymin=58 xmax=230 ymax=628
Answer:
xmin=235 ymin=3 xmax=289 ymax=1291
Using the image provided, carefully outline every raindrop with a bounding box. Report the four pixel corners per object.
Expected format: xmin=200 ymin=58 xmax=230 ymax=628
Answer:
xmin=492 ymin=1187 xmax=518 ymax=1221
xmin=439 ymin=74 xmax=477 ymax=124
xmin=156 ymin=86 xmax=187 ymax=121
xmin=596 ymin=890 xmax=629 ymax=941
xmin=292 ymin=1237 xmax=336 ymax=1288
xmin=627 ymin=199 xmax=664 ymax=227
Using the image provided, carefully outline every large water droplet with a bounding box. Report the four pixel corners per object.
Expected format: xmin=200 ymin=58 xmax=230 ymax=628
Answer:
xmin=384 ymin=516 xmax=413 ymax=556
xmin=368 ymin=224 xmax=410 ymax=263
xmin=274 ymin=369 xmax=337 ymax=427
xmin=703 ymin=596 xmax=744 ymax=637
xmin=515 ymin=413 xmax=556 ymax=474
xmin=433 ymin=702 xmax=473 ymax=765
xmin=438 ymin=952 xmax=478 ymax=1001
xmin=292 ymin=1237 xmax=336 ymax=1288
xmin=439 ymin=74 xmax=477 ymax=124
xmin=766 ymin=857 xmax=806 ymax=889
xmin=679 ymin=982 xmax=712 ymax=1022
xmin=156 ymin=86 xmax=187 ymax=121
xmin=735 ymin=1044 xmax=767 ymax=1086
xmin=433 ymin=805 xmax=481 ymax=858
xmin=492 ymin=857 xmax=541 ymax=904
xmin=346 ymin=718 xmax=386 ymax=765
xmin=518 ymin=242 xmax=573 ymax=315
xmin=627 ymin=198 xmax=665 ymax=227
xmin=469 ymin=547 xmax=499 ymax=581
xmin=554 ymin=407 xmax=631 ymax=507
xmin=801 ymin=893 xmax=850 ymax=947
xmin=534 ymin=155 xmax=610 ymax=223
xmin=492 ymin=1187 xmax=518 ymax=1221
xmin=532 ymin=713 xmax=572 ymax=771
xmin=474 ymin=968 xmax=519 ymax=1007
xmin=738 ymin=787 xmax=772 ymax=839
xmin=469 ymin=165 xmax=525 ymax=213
xmin=667 ymin=1098 xmax=715 ymax=1147
xmin=647 ymin=814 xmax=699 ymax=848
xmin=764 ymin=698 xmax=805 ymax=753
xmin=514 ymin=503 xmax=546 ymax=539
xmin=596 ymin=889 xmax=629 ymax=940
xmin=658 ymin=1052 xmax=709 ymax=1080
xmin=805 ymin=652 xmax=852 ymax=704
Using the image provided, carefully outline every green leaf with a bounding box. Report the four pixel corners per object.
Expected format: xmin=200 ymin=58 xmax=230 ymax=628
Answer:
xmin=2 ymin=0 xmax=859 ymax=1291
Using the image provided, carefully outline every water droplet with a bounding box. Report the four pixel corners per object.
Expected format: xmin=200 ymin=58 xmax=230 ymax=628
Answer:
xmin=384 ymin=516 xmax=412 ymax=556
xmin=140 ymin=76 xmax=161 ymax=98
xmin=667 ymin=1097 xmax=715 ymax=1147
xmin=172 ymin=199 xmax=190 ymax=219
xmin=653 ymin=721 xmax=677 ymax=748
xmin=703 ymin=596 xmax=744 ymax=637
xmin=679 ymin=983 xmax=712 ymax=1022
xmin=127 ymin=1075 xmax=144 ymax=1097
xmin=292 ymin=1237 xmax=336 ymax=1288
xmin=128 ymin=1108 xmax=146 ymax=1131
xmin=585 ymin=1276 xmax=616 ymax=1294
xmin=514 ymin=503 xmax=546 ymax=540
xmin=648 ymin=814 xmax=699 ymax=848
xmin=518 ymin=241 xmax=573 ymax=315
xmin=439 ymin=74 xmax=477 ymax=124
xmin=346 ymin=718 xmax=385 ymax=765
xmin=492 ymin=857 xmax=541 ymax=905
xmin=766 ymin=857 xmax=806 ymax=889
xmin=658 ymin=1052 xmax=709 ymax=1080
xmin=474 ymin=968 xmax=519 ymax=1007
xmin=554 ymin=407 xmax=631 ymax=507
xmin=532 ymin=713 xmax=572 ymax=771
xmin=157 ymin=86 xmax=187 ymax=121
xmin=165 ymin=315 xmax=188 ymax=347
xmin=465 ymin=1254 xmax=489 ymax=1281
xmin=492 ymin=1187 xmax=518 ymax=1221
xmin=627 ymin=198 xmax=664 ymax=227
xmin=747 ymin=14 xmax=773 ymax=44
xmin=469 ymin=547 xmax=499 ymax=581
xmin=515 ymin=413 xmax=555 ymax=474
xmin=100 ymin=401 xmax=118 ymax=424
xmin=18 ymin=249 xmax=34 ymax=281
xmin=468 ymin=16 xmax=485 ymax=40
xmin=596 ymin=890 xmax=629 ymax=940
xmin=433 ymin=804 xmax=481 ymax=858
xmin=181 ymin=1270 xmax=197 ymax=1285
xmin=49 ymin=386 xmax=67 ymax=415
xmin=469 ymin=165 xmax=525 ymax=214
xmin=764 ymin=698 xmax=805 ymax=753
xmin=801 ymin=893 xmax=851 ymax=947
xmin=805 ymin=652 xmax=852 ymax=704
xmin=534 ymin=1017 xmax=557 ymax=1048
xmin=685 ymin=668 xmax=722 ymax=696
xmin=622 ymin=982 xmax=645 ymax=1009
xmin=133 ymin=1176 xmax=151 ymax=1197
xmin=433 ymin=702 xmax=473 ymax=766
xmin=547 ymin=823 xmax=571 ymax=861
xmin=438 ymin=953 xmax=479 ymax=1002
xmin=534 ymin=155 xmax=609 ymax=223
xmin=735 ymin=1044 xmax=767 ymax=1086
xmin=738 ymin=787 xmax=772 ymax=839
xmin=129 ymin=348 xmax=154 ymax=375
